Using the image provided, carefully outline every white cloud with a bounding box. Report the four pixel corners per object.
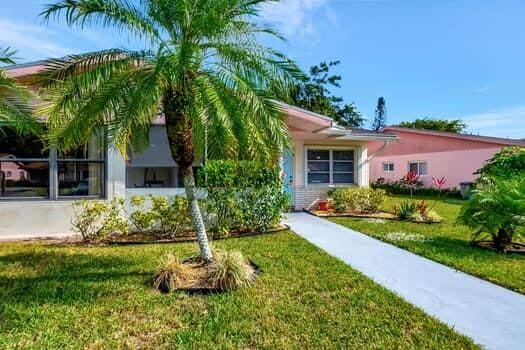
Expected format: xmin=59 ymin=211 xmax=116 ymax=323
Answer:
xmin=260 ymin=0 xmax=332 ymax=39
xmin=0 ymin=19 xmax=74 ymax=58
xmin=473 ymin=85 xmax=490 ymax=94
xmin=462 ymin=105 xmax=525 ymax=139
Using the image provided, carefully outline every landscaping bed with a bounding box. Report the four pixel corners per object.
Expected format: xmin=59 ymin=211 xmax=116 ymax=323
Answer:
xmin=0 ymin=231 xmax=477 ymax=349
xmin=105 ymin=224 xmax=288 ymax=245
xmin=307 ymin=209 xmax=397 ymax=220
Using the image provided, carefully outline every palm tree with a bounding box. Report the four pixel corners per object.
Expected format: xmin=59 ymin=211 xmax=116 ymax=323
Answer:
xmin=0 ymin=47 xmax=40 ymax=134
xmin=459 ymin=177 xmax=525 ymax=252
xmin=39 ymin=0 xmax=300 ymax=262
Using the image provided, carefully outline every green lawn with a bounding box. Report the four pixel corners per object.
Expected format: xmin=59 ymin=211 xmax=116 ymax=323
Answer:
xmin=0 ymin=231 xmax=476 ymax=349
xmin=330 ymin=195 xmax=525 ymax=294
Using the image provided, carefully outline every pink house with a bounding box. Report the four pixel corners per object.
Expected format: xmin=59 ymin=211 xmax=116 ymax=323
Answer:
xmin=368 ymin=127 xmax=525 ymax=189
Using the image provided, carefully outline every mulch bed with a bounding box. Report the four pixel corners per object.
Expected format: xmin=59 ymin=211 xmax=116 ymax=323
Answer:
xmin=106 ymin=224 xmax=289 ymax=245
xmin=8 ymin=224 xmax=289 ymax=246
xmin=305 ymin=209 xmax=442 ymax=224
xmin=471 ymin=241 xmax=525 ymax=255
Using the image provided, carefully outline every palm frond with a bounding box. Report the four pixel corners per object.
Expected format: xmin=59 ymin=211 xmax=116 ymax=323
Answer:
xmin=40 ymin=0 xmax=161 ymax=43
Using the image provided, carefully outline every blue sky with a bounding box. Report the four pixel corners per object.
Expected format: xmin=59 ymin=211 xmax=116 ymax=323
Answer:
xmin=0 ymin=0 xmax=524 ymax=138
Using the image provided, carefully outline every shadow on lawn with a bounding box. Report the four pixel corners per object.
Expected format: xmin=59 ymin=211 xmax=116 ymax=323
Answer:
xmin=0 ymin=249 xmax=151 ymax=306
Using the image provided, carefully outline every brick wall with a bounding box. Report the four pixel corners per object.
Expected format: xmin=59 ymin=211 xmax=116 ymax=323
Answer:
xmin=293 ymin=186 xmax=330 ymax=210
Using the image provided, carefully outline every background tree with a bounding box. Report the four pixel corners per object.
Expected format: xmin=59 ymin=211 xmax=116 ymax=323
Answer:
xmin=398 ymin=117 xmax=466 ymax=133
xmin=40 ymin=0 xmax=300 ymax=262
xmin=371 ymin=96 xmax=387 ymax=131
xmin=285 ymin=61 xmax=365 ymax=127
xmin=0 ymin=46 xmax=40 ymax=135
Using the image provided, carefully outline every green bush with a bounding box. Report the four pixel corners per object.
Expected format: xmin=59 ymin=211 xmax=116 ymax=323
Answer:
xmin=150 ymin=195 xmax=192 ymax=236
xmin=199 ymin=160 xmax=287 ymax=235
xmin=129 ymin=195 xmax=158 ymax=232
xmin=327 ymin=187 xmax=385 ymax=213
xmin=371 ymin=177 xmax=462 ymax=198
xmin=72 ymin=197 xmax=129 ymax=241
xmin=475 ymin=146 xmax=525 ymax=182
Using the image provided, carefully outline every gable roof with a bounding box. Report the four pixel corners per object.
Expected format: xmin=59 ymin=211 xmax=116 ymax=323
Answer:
xmin=382 ymin=127 xmax=525 ymax=147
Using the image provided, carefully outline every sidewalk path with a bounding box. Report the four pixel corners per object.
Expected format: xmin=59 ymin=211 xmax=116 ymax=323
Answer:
xmin=285 ymin=212 xmax=525 ymax=350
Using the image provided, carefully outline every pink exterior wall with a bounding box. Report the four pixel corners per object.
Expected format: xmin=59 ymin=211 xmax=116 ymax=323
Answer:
xmin=367 ymin=129 xmax=523 ymax=189
xmin=370 ymin=148 xmax=501 ymax=188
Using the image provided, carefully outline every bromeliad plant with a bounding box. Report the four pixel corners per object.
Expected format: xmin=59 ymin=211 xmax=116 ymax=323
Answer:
xmin=39 ymin=0 xmax=301 ymax=262
xmin=459 ymin=177 xmax=525 ymax=252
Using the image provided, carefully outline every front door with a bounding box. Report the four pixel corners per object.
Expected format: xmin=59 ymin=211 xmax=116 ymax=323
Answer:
xmin=282 ymin=149 xmax=294 ymax=206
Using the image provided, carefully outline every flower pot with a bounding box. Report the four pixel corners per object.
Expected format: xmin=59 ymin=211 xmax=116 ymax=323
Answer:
xmin=318 ymin=201 xmax=329 ymax=211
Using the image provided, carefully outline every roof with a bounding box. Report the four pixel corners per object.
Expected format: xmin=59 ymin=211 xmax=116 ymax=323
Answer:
xmin=382 ymin=127 xmax=525 ymax=147
xmin=2 ymin=60 xmax=398 ymax=142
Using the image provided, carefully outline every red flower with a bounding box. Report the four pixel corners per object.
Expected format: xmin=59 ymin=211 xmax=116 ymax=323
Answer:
xmin=432 ymin=176 xmax=446 ymax=189
xmin=405 ymin=171 xmax=419 ymax=185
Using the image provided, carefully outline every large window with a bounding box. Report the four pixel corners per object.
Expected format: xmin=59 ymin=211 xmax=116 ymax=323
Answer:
xmin=57 ymin=134 xmax=105 ymax=197
xmin=0 ymin=127 xmax=105 ymax=199
xmin=408 ymin=161 xmax=428 ymax=176
xmin=306 ymin=149 xmax=354 ymax=185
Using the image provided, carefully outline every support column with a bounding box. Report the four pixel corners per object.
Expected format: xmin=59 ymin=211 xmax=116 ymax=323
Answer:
xmin=357 ymin=146 xmax=369 ymax=187
xmin=106 ymin=147 xmax=126 ymax=199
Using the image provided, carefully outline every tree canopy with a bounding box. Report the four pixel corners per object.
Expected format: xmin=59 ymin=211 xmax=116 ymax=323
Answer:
xmin=284 ymin=61 xmax=364 ymax=128
xmin=398 ymin=117 xmax=467 ymax=133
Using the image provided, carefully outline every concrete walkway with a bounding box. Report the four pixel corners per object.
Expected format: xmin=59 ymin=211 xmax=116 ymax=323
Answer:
xmin=285 ymin=212 xmax=525 ymax=350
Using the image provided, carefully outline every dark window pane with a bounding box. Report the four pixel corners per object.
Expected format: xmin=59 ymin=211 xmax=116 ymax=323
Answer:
xmin=333 ymin=173 xmax=354 ymax=184
xmin=333 ymin=150 xmax=354 ymax=161
xmin=307 ymin=173 xmax=329 ymax=184
xmin=0 ymin=127 xmax=48 ymax=158
xmin=0 ymin=161 xmax=49 ymax=197
xmin=389 ymin=163 xmax=395 ymax=171
xmin=307 ymin=150 xmax=329 ymax=161
xmin=307 ymin=161 xmax=329 ymax=172
xmin=409 ymin=162 xmax=419 ymax=173
xmin=333 ymin=161 xmax=353 ymax=172
xmin=58 ymin=134 xmax=105 ymax=160
xmin=58 ymin=162 xmax=104 ymax=197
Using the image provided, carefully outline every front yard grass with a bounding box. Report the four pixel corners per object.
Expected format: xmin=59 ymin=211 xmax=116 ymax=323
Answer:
xmin=330 ymin=195 xmax=525 ymax=294
xmin=0 ymin=231 xmax=476 ymax=349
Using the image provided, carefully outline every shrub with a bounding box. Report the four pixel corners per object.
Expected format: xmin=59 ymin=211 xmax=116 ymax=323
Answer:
xmin=152 ymin=254 xmax=192 ymax=293
xmin=72 ymin=197 xmax=129 ymax=241
xmin=475 ymin=146 xmax=525 ymax=182
xmin=327 ymin=187 xmax=385 ymax=213
xmin=206 ymin=250 xmax=256 ymax=291
xmin=372 ymin=177 xmax=462 ymax=198
xmin=239 ymin=186 xmax=289 ymax=232
xmin=150 ymin=195 xmax=192 ymax=236
xmin=129 ymin=195 xmax=158 ymax=232
xmin=458 ymin=177 xmax=525 ymax=252
xmin=199 ymin=160 xmax=286 ymax=235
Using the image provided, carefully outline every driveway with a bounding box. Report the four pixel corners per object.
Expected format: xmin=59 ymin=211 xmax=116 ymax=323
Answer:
xmin=285 ymin=212 xmax=525 ymax=350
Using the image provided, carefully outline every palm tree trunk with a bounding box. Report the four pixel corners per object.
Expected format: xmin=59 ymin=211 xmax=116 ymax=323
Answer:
xmin=495 ymin=228 xmax=512 ymax=252
xmin=163 ymin=84 xmax=213 ymax=262
xmin=180 ymin=166 xmax=213 ymax=262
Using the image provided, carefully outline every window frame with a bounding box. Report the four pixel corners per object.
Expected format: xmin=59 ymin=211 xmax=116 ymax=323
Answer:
xmin=305 ymin=146 xmax=356 ymax=186
xmin=408 ymin=161 xmax=428 ymax=176
xmin=383 ymin=162 xmax=395 ymax=173
xmin=0 ymin=126 xmax=107 ymax=201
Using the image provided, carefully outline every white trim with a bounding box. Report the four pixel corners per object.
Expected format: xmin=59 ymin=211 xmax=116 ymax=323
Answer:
xmin=304 ymin=146 xmax=357 ymax=187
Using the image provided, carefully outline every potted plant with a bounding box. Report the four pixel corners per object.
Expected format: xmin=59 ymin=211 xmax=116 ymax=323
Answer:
xmin=318 ymin=200 xmax=329 ymax=211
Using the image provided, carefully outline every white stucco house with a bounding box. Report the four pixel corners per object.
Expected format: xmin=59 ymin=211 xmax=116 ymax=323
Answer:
xmin=0 ymin=61 xmax=397 ymax=239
